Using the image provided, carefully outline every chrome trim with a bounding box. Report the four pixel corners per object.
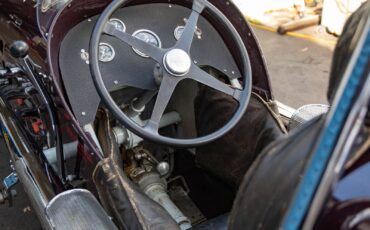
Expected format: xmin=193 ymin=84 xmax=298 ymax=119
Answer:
xmin=174 ymin=26 xmax=185 ymax=41
xmin=276 ymin=101 xmax=296 ymax=119
xmin=98 ymin=43 xmax=115 ymax=62
xmin=45 ymin=189 xmax=117 ymax=230
xmin=132 ymin=29 xmax=162 ymax=58
xmin=108 ymin=18 xmax=126 ymax=32
xmin=163 ymin=49 xmax=191 ymax=76
xmin=349 ymin=208 xmax=370 ymax=228
xmin=14 ymin=159 xmax=53 ymax=229
xmin=0 ymin=97 xmax=55 ymax=229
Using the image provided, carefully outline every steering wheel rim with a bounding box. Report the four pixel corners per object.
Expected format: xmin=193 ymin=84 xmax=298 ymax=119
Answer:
xmin=90 ymin=0 xmax=252 ymax=147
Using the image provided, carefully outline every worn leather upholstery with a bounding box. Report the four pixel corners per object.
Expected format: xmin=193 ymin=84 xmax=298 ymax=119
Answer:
xmin=93 ymin=110 xmax=179 ymax=230
xmin=228 ymin=117 xmax=324 ymax=229
xmin=195 ymin=85 xmax=286 ymax=189
xmin=194 ymin=80 xmax=325 ymax=229
xmin=94 ymin=158 xmax=180 ymax=230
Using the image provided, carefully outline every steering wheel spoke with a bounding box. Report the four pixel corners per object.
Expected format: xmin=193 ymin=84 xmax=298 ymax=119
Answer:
xmin=104 ymin=23 xmax=164 ymax=62
xmin=145 ymin=74 xmax=181 ymax=133
xmin=189 ymin=65 xmax=242 ymax=101
xmin=175 ymin=0 xmax=207 ymax=52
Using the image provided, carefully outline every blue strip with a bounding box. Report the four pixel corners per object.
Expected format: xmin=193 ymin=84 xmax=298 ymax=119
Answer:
xmin=282 ymin=29 xmax=370 ymax=230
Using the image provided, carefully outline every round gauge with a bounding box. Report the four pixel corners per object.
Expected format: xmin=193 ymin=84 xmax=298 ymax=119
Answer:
xmin=99 ymin=43 xmax=115 ymax=62
xmin=174 ymin=25 xmax=203 ymax=40
xmin=132 ymin=29 xmax=162 ymax=58
xmin=174 ymin=26 xmax=185 ymax=40
xmin=108 ymin=18 xmax=126 ymax=32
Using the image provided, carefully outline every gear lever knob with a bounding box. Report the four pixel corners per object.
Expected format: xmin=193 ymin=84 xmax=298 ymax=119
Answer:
xmin=10 ymin=40 xmax=29 ymax=58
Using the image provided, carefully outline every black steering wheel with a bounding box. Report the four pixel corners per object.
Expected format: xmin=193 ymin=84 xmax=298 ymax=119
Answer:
xmin=90 ymin=0 xmax=252 ymax=147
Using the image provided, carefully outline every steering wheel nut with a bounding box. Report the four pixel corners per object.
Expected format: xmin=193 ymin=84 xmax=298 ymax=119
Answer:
xmin=163 ymin=49 xmax=191 ymax=76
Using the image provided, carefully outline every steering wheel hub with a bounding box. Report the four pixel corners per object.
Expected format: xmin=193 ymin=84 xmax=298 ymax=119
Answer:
xmin=163 ymin=49 xmax=191 ymax=76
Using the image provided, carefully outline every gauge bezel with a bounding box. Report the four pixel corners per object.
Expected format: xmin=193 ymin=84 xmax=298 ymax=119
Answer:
xmin=174 ymin=26 xmax=185 ymax=41
xmin=108 ymin=18 xmax=126 ymax=32
xmin=132 ymin=29 xmax=162 ymax=58
xmin=98 ymin=42 xmax=115 ymax=62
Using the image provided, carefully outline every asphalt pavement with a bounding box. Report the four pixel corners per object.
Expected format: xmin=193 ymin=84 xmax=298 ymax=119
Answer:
xmin=0 ymin=27 xmax=334 ymax=229
xmin=253 ymin=27 xmax=334 ymax=108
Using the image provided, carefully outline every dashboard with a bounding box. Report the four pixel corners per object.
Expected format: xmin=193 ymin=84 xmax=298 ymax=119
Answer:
xmin=59 ymin=3 xmax=241 ymax=126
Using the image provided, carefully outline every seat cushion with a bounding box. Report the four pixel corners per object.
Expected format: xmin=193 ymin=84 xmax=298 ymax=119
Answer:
xmin=195 ymin=84 xmax=286 ymax=189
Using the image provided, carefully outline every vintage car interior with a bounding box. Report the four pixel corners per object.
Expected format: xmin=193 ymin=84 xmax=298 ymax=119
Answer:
xmin=56 ymin=1 xmax=286 ymax=228
xmin=0 ymin=0 xmax=368 ymax=229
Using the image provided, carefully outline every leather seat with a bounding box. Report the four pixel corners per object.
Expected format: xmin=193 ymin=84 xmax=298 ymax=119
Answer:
xmin=194 ymin=86 xmax=325 ymax=229
xmin=195 ymin=85 xmax=286 ymax=189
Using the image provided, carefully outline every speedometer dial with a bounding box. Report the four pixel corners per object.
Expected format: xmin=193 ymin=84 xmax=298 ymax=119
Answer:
xmin=174 ymin=26 xmax=185 ymax=40
xmin=132 ymin=29 xmax=162 ymax=58
xmin=108 ymin=18 xmax=126 ymax=32
xmin=99 ymin=43 xmax=115 ymax=62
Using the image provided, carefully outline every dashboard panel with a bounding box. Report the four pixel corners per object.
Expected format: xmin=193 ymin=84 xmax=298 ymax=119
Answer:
xmin=59 ymin=3 xmax=241 ymax=125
